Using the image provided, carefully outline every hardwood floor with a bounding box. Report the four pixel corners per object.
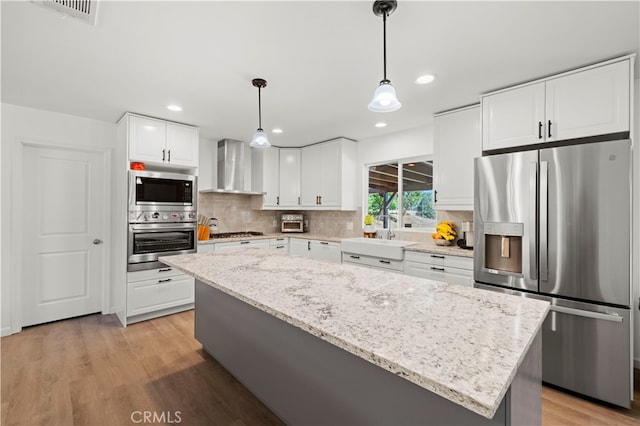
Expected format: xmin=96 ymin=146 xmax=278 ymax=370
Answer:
xmin=2 ymin=310 xmax=639 ymax=425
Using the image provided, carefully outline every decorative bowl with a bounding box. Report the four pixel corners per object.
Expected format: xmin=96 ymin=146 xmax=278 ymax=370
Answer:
xmin=434 ymin=239 xmax=453 ymax=246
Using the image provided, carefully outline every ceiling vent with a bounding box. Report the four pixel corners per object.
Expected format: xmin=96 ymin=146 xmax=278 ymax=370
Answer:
xmin=33 ymin=0 xmax=98 ymax=25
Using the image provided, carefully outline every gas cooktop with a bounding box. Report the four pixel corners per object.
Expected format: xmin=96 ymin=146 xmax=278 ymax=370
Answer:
xmin=210 ymin=231 xmax=264 ymax=239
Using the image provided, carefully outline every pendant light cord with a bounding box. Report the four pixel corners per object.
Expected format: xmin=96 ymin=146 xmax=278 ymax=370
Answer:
xmin=382 ymin=10 xmax=387 ymax=82
xmin=257 ymin=86 xmax=263 ymax=131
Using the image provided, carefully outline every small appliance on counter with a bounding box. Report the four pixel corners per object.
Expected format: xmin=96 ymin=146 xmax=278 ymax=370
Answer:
xmin=459 ymin=221 xmax=474 ymax=248
xmin=281 ymin=214 xmax=305 ymax=233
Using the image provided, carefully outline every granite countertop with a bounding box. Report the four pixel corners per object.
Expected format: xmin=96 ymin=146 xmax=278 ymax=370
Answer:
xmin=198 ymin=233 xmax=473 ymax=258
xmin=404 ymin=240 xmax=475 ymax=258
xmin=161 ymin=249 xmax=548 ymax=419
xmin=197 ymin=233 xmax=342 ymax=245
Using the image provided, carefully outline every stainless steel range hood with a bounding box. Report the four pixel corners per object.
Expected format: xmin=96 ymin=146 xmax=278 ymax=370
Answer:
xmin=200 ymin=139 xmax=264 ymax=195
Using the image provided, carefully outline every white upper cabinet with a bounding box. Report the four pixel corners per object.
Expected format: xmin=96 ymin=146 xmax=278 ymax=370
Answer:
xmin=252 ymin=147 xmax=300 ymax=208
xmin=300 ymin=138 xmax=357 ymax=210
xmin=482 ymin=83 xmax=545 ymax=151
xmin=300 ymin=144 xmax=323 ymax=207
xmin=482 ymin=57 xmax=632 ymax=151
xmin=128 ymin=114 xmax=199 ymax=167
xmin=545 ymin=60 xmax=630 ymax=141
xmin=433 ymin=105 xmax=481 ymax=211
xmin=165 ymin=123 xmax=199 ymax=167
xmin=251 ymin=147 xmax=280 ymax=207
xmin=279 ymin=148 xmax=302 ymax=207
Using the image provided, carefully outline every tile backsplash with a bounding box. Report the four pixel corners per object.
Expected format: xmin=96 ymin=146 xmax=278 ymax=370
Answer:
xmin=198 ymin=193 xmax=472 ymax=241
xmin=198 ymin=193 xmax=361 ymax=238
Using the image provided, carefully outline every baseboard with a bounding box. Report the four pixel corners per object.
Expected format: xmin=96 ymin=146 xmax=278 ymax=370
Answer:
xmin=1 ymin=326 xmax=14 ymax=337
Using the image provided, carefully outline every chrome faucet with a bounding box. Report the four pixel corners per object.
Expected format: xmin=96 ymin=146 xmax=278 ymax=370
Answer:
xmin=375 ymin=214 xmax=396 ymax=240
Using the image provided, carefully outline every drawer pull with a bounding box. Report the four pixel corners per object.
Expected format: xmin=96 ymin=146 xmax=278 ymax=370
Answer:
xmin=240 ymin=241 xmax=250 ymax=245
xmin=430 ymin=267 xmax=445 ymax=272
xmin=158 ymin=268 xmax=172 ymax=272
xmin=350 ymin=255 xmax=360 ymax=259
xmin=379 ymin=260 xmax=391 ymax=264
xmin=320 ymin=241 xmax=329 ymax=245
xmin=430 ymin=255 xmax=445 ymax=259
xmin=276 ymin=245 xmax=286 ymax=249
xmin=158 ymin=278 xmax=173 ymax=283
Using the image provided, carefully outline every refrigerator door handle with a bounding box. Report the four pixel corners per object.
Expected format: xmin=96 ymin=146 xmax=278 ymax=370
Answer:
xmin=549 ymin=305 xmax=623 ymax=323
xmin=529 ymin=162 xmax=538 ymax=280
xmin=540 ymin=161 xmax=548 ymax=281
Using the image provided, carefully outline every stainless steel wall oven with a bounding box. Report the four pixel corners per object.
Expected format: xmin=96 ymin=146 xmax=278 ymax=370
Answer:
xmin=128 ymin=170 xmax=197 ymax=271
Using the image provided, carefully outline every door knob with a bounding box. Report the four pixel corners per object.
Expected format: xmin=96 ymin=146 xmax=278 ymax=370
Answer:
xmin=93 ymin=239 xmax=103 ymax=245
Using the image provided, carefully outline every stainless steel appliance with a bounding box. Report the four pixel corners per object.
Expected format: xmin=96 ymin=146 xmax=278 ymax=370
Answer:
xmin=281 ymin=214 xmax=305 ymax=233
xmin=128 ymin=221 xmax=197 ymax=271
xmin=129 ymin=170 xmax=197 ymax=213
xmin=128 ymin=170 xmax=198 ymax=271
xmin=474 ymin=139 xmax=632 ymax=407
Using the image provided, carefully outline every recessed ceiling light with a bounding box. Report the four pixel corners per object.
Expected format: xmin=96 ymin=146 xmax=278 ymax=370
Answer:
xmin=167 ymin=105 xmax=182 ymax=112
xmin=272 ymin=128 xmax=283 ymax=134
xmin=415 ymin=74 xmax=435 ymax=85
xmin=375 ymin=122 xmax=387 ymax=128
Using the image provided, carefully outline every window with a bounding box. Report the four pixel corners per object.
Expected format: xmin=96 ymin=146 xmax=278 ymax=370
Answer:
xmin=366 ymin=159 xmax=435 ymax=231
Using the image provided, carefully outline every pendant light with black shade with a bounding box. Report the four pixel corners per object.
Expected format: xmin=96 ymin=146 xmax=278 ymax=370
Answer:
xmin=250 ymin=78 xmax=271 ymax=148
xmin=368 ymin=0 xmax=401 ymax=113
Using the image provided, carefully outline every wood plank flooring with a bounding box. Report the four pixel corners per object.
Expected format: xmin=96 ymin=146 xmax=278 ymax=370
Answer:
xmin=2 ymin=310 xmax=639 ymax=425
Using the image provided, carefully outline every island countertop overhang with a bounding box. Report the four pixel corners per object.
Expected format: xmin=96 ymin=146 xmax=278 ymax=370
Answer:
xmin=160 ymin=249 xmax=549 ymax=419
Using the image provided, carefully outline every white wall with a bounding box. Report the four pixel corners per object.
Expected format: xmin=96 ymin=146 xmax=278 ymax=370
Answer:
xmin=633 ymin=78 xmax=640 ymax=368
xmin=0 ymin=103 xmax=116 ymax=335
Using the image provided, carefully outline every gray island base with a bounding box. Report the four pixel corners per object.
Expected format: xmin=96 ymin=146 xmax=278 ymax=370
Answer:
xmin=161 ymin=250 xmax=549 ymax=425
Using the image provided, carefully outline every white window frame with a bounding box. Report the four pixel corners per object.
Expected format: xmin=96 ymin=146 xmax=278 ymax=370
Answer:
xmin=363 ymin=155 xmax=435 ymax=233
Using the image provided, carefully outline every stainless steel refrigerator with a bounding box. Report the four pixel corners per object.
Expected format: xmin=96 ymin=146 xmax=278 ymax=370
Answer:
xmin=474 ymin=139 xmax=632 ymax=408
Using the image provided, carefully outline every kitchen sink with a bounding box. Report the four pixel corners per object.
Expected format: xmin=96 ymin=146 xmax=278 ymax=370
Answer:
xmin=341 ymin=237 xmax=418 ymax=260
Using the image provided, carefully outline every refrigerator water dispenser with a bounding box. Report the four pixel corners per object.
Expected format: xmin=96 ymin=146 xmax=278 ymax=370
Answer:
xmin=483 ymin=222 xmax=524 ymax=274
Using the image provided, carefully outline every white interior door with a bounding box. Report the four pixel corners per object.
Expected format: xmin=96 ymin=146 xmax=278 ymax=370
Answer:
xmin=21 ymin=145 xmax=105 ymax=327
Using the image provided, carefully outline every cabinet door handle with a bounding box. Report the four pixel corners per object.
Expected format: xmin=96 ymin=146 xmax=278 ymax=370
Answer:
xmin=350 ymin=255 xmax=360 ymax=259
xmin=548 ymin=120 xmax=552 ymax=138
xmin=162 ymin=149 xmax=166 ymax=161
xmin=276 ymin=196 xmax=280 ymax=206
xmin=167 ymin=149 xmax=171 ymax=162
xmin=379 ymin=259 xmax=391 ymax=264
xmin=158 ymin=278 xmax=172 ymax=283
xmin=430 ymin=254 xmax=445 ymax=259
xmin=240 ymin=241 xmax=250 ymax=245
xmin=307 ymin=241 xmax=311 ymax=251
xmin=276 ymin=245 xmax=286 ymax=249
xmin=430 ymin=267 xmax=445 ymax=272
xmin=434 ymin=190 xmax=438 ymax=203
xmin=298 ymin=196 xmax=300 ymax=205
xmin=538 ymin=121 xmax=543 ymax=139
xmin=158 ymin=268 xmax=172 ymax=272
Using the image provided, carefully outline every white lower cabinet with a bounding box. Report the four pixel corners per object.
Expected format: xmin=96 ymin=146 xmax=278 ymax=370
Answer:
xmin=213 ymin=239 xmax=270 ymax=251
xmin=269 ymin=237 xmax=289 ymax=252
xmin=342 ymin=252 xmax=403 ymax=273
xmin=197 ymin=243 xmax=214 ymax=253
xmin=127 ymin=267 xmax=194 ymax=322
xmin=403 ymin=251 xmax=474 ymax=287
xmin=289 ymin=238 xmax=341 ymax=263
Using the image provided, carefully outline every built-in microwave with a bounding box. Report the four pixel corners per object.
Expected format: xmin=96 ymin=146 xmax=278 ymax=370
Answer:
xmin=129 ymin=170 xmax=196 ymax=213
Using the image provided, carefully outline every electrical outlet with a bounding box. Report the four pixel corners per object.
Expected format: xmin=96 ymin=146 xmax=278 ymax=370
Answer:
xmin=346 ymin=221 xmax=354 ymax=231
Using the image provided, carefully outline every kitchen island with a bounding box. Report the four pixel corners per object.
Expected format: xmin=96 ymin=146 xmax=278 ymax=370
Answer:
xmin=161 ymin=249 xmax=549 ymax=425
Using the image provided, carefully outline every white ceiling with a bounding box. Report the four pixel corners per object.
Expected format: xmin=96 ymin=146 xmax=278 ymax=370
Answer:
xmin=2 ymin=1 xmax=639 ymax=147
